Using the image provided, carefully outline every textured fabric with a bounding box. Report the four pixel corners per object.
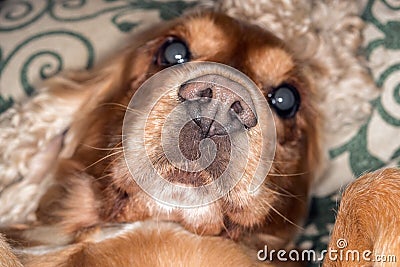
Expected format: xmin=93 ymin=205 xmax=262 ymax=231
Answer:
xmin=0 ymin=0 xmax=196 ymax=109
xmin=0 ymin=0 xmax=399 ymax=265
xmin=298 ymin=1 xmax=400 ymax=265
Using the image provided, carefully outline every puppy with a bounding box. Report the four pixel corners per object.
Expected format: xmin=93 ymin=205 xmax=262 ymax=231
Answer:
xmin=0 ymin=10 xmax=320 ymax=266
xmin=324 ymin=168 xmax=400 ymax=266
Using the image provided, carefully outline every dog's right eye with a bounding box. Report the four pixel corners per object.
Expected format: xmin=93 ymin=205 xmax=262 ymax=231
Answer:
xmin=156 ymin=37 xmax=191 ymax=66
xmin=268 ymin=84 xmax=301 ymax=118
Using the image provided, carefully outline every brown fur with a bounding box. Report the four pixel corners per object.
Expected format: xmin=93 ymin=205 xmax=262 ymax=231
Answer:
xmin=3 ymin=11 xmax=321 ymax=266
xmin=324 ymin=168 xmax=400 ymax=266
xmin=42 ymin=11 xmax=318 ymax=243
xmin=0 ymin=234 xmax=23 ymax=267
xmin=18 ymin=222 xmax=262 ymax=267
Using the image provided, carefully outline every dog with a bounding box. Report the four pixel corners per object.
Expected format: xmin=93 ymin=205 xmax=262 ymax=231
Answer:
xmin=0 ymin=1 xmax=382 ymax=266
xmin=0 ymin=9 xmax=319 ymax=266
xmin=324 ymin=168 xmax=400 ymax=266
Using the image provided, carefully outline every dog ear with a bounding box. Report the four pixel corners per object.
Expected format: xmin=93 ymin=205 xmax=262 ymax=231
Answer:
xmin=0 ymin=13 xmax=176 ymax=224
xmin=0 ymin=18 xmax=172 ymax=224
xmin=54 ymin=56 xmax=132 ymax=159
xmin=46 ymin=24 xmax=173 ymax=160
xmin=0 ymin=48 xmax=133 ymax=225
xmin=0 ymin=234 xmax=23 ymax=267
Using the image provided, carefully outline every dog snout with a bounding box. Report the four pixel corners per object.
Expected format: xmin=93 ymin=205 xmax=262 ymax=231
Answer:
xmin=179 ymin=74 xmax=258 ymax=136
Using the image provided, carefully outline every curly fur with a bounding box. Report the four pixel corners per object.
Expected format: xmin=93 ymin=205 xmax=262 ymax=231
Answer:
xmin=0 ymin=60 xmax=127 ymax=224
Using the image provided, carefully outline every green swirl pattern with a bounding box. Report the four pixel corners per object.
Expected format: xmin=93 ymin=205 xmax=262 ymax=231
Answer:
xmin=330 ymin=0 xmax=400 ymax=175
xmin=1 ymin=30 xmax=94 ymax=96
xmin=0 ymin=0 xmax=195 ymax=104
xmin=0 ymin=0 xmax=196 ymax=31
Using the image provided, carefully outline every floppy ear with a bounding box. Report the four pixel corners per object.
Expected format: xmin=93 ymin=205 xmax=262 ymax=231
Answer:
xmin=0 ymin=17 xmax=173 ymax=225
xmin=0 ymin=234 xmax=23 ymax=267
xmin=0 ymin=19 xmax=175 ymax=189
xmin=0 ymin=49 xmax=133 ymax=225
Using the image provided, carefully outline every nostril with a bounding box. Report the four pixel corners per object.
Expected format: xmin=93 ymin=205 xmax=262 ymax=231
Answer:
xmin=245 ymin=117 xmax=258 ymax=129
xmin=199 ymin=88 xmax=212 ymax=98
xmin=230 ymin=101 xmax=243 ymax=114
xmin=178 ymin=84 xmax=213 ymax=102
xmin=230 ymin=100 xmax=258 ymax=129
xmin=193 ymin=117 xmax=201 ymax=127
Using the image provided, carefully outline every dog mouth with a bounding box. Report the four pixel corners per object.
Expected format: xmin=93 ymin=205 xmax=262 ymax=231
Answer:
xmin=161 ymin=119 xmax=231 ymax=187
xmin=122 ymin=62 xmax=276 ymax=207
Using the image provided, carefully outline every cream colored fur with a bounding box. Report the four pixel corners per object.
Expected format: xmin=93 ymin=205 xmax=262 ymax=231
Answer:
xmin=0 ymin=57 xmax=127 ymax=224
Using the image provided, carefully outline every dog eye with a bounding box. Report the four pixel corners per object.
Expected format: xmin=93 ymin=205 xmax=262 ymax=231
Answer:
xmin=268 ymin=84 xmax=300 ymax=118
xmin=156 ymin=37 xmax=190 ymax=66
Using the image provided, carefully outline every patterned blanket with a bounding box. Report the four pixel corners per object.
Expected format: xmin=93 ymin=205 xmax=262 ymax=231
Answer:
xmin=0 ymin=1 xmax=399 ymax=265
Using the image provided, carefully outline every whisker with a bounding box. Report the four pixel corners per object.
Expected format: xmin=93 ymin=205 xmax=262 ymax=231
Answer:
xmin=265 ymin=186 xmax=304 ymax=204
xmin=267 ymin=171 xmax=307 ymax=177
xmin=111 ymin=139 xmax=124 ymax=150
xmin=81 ymin=144 xmax=123 ymax=151
xmin=94 ymin=173 xmax=112 ymax=182
xmin=265 ymin=187 xmax=301 ymax=198
xmin=267 ymin=163 xmax=304 ymax=177
xmin=102 ymin=154 xmax=125 ymax=176
xmin=221 ymin=222 xmax=234 ymax=239
xmin=263 ymin=200 xmax=304 ymax=231
xmin=99 ymin=102 xmax=143 ymax=115
xmin=83 ymin=150 xmax=124 ymax=171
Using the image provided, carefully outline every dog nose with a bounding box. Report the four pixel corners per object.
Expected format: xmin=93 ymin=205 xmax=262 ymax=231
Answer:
xmin=178 ymin=74 xmax=258 ymax=137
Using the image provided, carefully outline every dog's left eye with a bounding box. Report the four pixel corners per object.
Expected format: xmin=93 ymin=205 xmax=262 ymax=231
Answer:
xmin=156 ymin=37 xmax=190 ymax=66
xmin=268 ymin=84 xmax=300 ymax=118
